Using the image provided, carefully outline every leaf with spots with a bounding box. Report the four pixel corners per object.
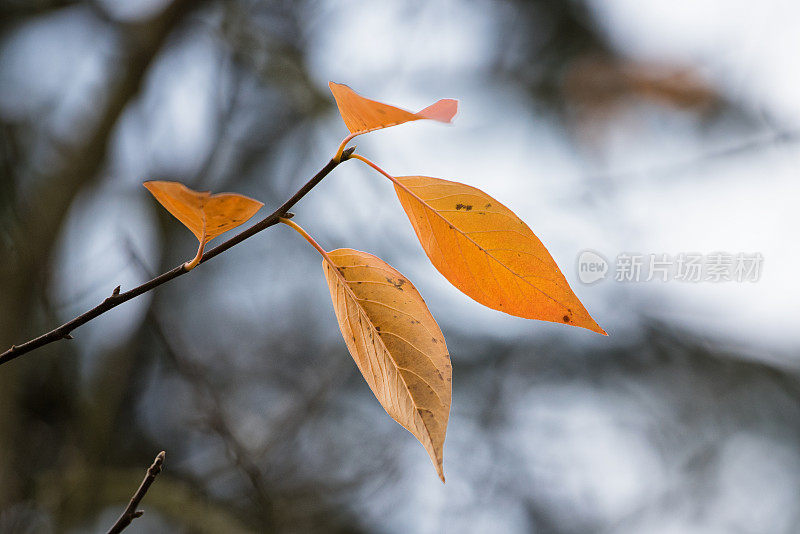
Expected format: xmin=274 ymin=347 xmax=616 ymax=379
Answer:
xmin=390 ymin=175 xmax=606 ymax=334
xmin=322 ymin=248 xmax=452 ymax=482
xmin=329 ymin=81 xmax=457 ymax=138
xmin=144 ymin=180 xmax=263 ymax=269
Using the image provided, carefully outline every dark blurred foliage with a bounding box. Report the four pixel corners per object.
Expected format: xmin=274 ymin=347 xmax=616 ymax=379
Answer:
xmin=1 ymin=1 xmax=797 ymax=533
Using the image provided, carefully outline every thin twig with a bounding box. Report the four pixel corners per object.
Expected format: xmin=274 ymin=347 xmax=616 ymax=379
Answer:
xmin=0 ymin=147 xmax=354 ymax=367
xmin=106 ymin=451 xmax=166 ymax=534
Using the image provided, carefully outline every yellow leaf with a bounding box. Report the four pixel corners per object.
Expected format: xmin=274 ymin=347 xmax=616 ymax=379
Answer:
xmin=329 ymin=81 xmax=457 ymax=137
xmin=323 ymin=248 xmax=452 ymax=482
xmin=392 ymin=175 xmax=606 ymax=335
xmin=143 ymin=180 xmax=263 ymax=269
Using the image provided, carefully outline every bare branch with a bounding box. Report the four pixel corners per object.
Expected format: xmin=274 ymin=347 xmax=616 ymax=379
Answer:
xmin=106 ymin=451 xmax=166 ymax=534
xmin=0 ymin=147 xmax=355 ymax=366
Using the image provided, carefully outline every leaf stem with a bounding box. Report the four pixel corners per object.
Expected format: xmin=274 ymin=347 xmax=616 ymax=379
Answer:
xmin=334 ymin=133 xmax=357 ymax=162
xmin=279 ymin=217 xmax=332 ymax=264
xmin=348 ymin=153 xmax=395 ymax=181
xmin=183 ymin=239 xmax=205 ymax=271
xmin=349 ymin=153 xmax=434 ymax=209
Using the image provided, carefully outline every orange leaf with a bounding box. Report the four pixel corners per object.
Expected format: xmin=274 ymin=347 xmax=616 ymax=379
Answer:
xmin=143 ymin=181 xmax=263 ymax=268
xmin=322 ymin=248 xmax=452 ymax=482
xmin=392 ymin=176 xmax=606 ymax=334
xmin=329 ymin=81 xmax=457 ymax=137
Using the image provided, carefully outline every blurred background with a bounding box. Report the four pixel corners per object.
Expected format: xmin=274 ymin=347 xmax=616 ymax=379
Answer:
xmin=1 ymin=0 xmax=798 ymax=532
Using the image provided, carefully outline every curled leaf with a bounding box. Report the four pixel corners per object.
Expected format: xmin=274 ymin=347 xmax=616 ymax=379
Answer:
xmin=323 ymin=248 xmax=452 ymax=482
xmin=392 ymin=176 xmax=606 ymax=334
xmin=144 ymin=180 xmax=263 ymax=268
xmin=329 ymin=81 xmax=457 ymax=137
xmin=144 ymin=181 xmax=264 ymax=242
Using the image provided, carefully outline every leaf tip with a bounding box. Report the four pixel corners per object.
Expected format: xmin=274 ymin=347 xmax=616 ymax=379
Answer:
xmin=562 ymin=308 xmax=607 ymax=335
xmin=576 ymin=313 xmax=607 ymax=336
xmin=418 ymin=98 xmax=459 ymax=124
xmin=328 ymin=80 xmax=352 ymax=99
xmin=585 ymin=323 xmax=609 ymax=336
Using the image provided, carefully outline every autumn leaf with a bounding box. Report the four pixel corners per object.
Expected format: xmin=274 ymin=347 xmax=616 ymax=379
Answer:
xmin=144 ymin=180 xmax=263 ymax=269
xmin=329 ymin=81 xmax=457 ymax=139
xmin=278 ymin=217 xmax=452 ymax=481
xmin=388 ymin=175 xmax=606 ymax=334
xmin=322 ymin=248 xmax=452 ymax=482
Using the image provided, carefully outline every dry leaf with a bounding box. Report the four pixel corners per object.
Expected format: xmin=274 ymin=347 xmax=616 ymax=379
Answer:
xmin=144 ymin=180 xmax=263 ymax=268
xmin=329 ymin=81 xmax=457 ymax=137
xmin=392 ymin=176 xmax=606 ymax=334
xmin=323 ymin=248 xmax=452 ymax=482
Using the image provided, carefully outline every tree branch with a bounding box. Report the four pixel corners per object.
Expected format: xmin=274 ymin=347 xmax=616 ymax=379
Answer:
xmin=106 ymin=451 xmax=166 ymax=534
xmin=0 ymin=148 xmax=354 ymax=367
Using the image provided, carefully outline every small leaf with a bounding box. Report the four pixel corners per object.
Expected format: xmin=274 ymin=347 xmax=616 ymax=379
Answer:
xmin=143 ymin=180 xmax=263 ymax=243
xmin=329 ymin=81 xmax=457 ymax=137
xmin=392 ymin=176 xmax=606 ymax=334
xmin=322 ymin=248 xmax=452 ymax=482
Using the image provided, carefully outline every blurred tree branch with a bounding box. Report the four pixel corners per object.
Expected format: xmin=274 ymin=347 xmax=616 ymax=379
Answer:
xmin=0 ymin=0 xmax=205 ymax=506
xmin=148 ymin=314 xmax=276 ymax=527
xmin=0 ymin=0 xmax=81 ymax=29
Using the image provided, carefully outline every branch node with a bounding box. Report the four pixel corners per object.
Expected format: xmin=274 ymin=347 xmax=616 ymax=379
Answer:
xmin=112 ymin=285 xmax=121 ymax=296
xmin=64 ymin=334 xmax=74 ymax=340
xmin=342 ymin=146 xmax=356 ymax=160
xmin=283 ymin=212 xmax=295 ymax=219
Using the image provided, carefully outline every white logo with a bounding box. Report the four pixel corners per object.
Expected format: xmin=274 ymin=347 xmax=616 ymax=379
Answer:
xmin=577 ymin=250 xmax=608 ymax=284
